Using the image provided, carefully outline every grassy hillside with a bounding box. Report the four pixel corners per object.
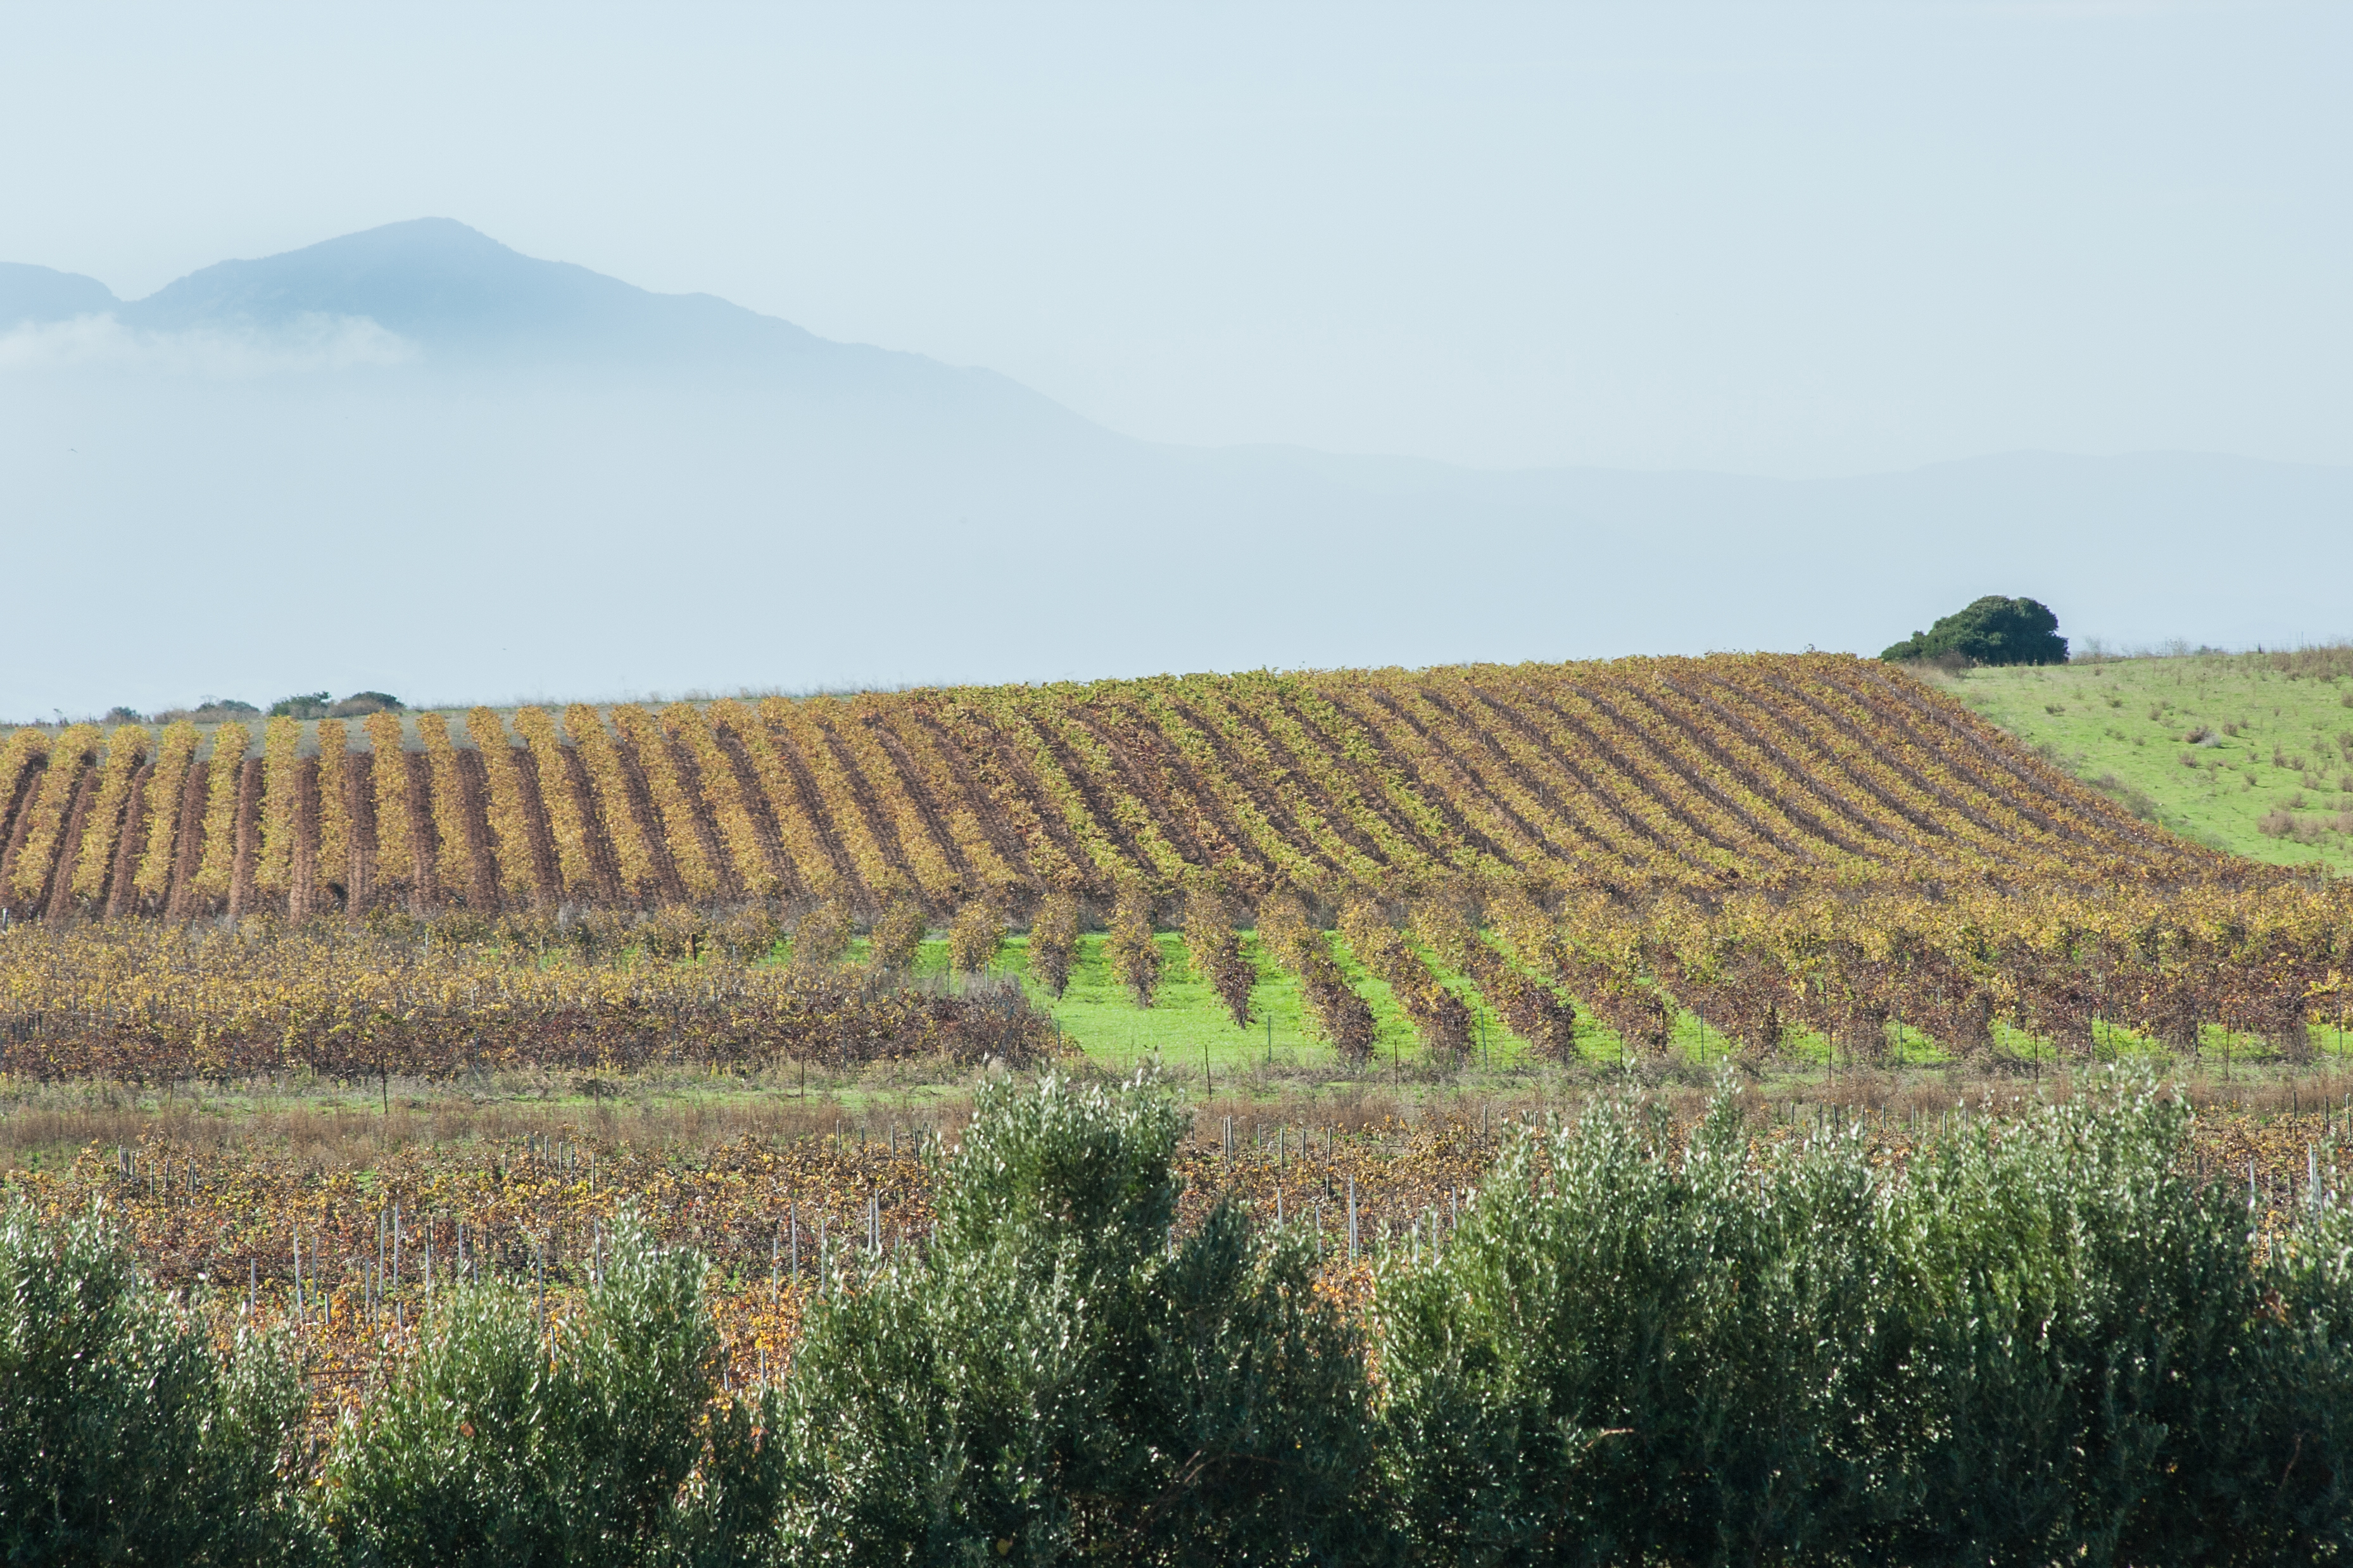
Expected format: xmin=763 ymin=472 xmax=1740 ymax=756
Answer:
xmin=1929 ymin=646 xmax=2353 ymax=872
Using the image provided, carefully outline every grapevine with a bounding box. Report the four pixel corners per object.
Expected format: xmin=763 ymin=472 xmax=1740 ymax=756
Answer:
xmin=69 ymin=724 xmax=152 ymax=906
xmin=1340 ymin=897 xmax=1472 ymax=1058
xmin=467 ymin=708 xmax=540 ymax=902
xmin=9 ymin=723 xmax=100 ymax=905
xmin=866 ymin=898 xmax=926 ymax=978
xmin=314 ymin=718 xmax=355 ymax=904
xmin=566 ymin=705 xmax=661 ymax=900
xmin=947 ymin=898 xmax=1006 ymax=977
xmin=417 ymin=712 xmax=486 ymax=905
xmin=1027 ymin=891 xmax=1081 ymax=998
xmin=1260 ymin=891 xmax=1377 ymax=1062
xmin=512 ymin=707 xmax=596 ymax=897
xmin=130 ymin=724 xmax=201 ymax=908
xmin=1103 ymin=880 xmax=1163 ymax=1007
xmin=1182 ymin=887 xmax=1254 ymax=1028
xmin=256 ymin=716 xmax=302 ymax=896
xmin=662 ymin=703 xmax=776 ymax=898
xmin=365 ymin=712 xmax=419 ymax=899
xmin=614 ymin=704 xmax=717 ymax=901
xmin=189 ymin=724 xmax=251 ymax=906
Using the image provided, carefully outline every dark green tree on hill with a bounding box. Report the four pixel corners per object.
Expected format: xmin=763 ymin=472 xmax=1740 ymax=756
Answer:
xmin=1881 ymin=594 xmax=2069 ymax=665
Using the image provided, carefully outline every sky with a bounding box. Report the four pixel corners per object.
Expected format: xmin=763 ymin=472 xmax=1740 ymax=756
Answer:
xmin=3 ymin=1 xmax=2348 ymax=479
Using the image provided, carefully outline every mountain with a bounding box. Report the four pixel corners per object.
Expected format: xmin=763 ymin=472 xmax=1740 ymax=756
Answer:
xmin=0 ymin=262 xmax=118 ymax=326
xmin=1 ymin=222 xmax=2347 ymax=718
xmin=117 ymin=218 xmax=829 ymax=364
xmin=4 ymin=218 xmax=1086 ymax=423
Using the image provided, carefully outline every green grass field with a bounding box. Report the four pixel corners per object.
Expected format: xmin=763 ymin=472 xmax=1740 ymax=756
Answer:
xmin=903 ymin=931 xmax=1542 ymax=1077
xmin=872 ymin=932 xmax=1766 ymax=1082
xmin=1929 ymin=649 xmax=2353 ymax=872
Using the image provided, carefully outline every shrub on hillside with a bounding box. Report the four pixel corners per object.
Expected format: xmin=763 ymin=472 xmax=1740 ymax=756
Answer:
xmin=156 ymin=697 xmax=263 ymax=724
xmin=0 ymin=1202 xmax=312 ymax=1566
xmin=771 ymin=1071 xmax=1392 ymax=1565
xmin=1882 ymin=595 xmax=2069 ymax=666
xmin=270 ymin=691 xmax=334 ymax=718
xmin=330 ymin=691 xmax=405 ymax=717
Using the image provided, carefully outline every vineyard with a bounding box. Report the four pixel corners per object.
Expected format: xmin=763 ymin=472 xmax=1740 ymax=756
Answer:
xmin=0 ymin=657 xmax=2231 ymax=924
xmin=1 ymin=655 xmax=2348 ymax=1077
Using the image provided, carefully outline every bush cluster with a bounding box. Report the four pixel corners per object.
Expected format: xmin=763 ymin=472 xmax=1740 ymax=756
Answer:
xmin=1882 ymin=595 xmax=2071 ymax=666
xmin=6 ymin=1072 xmax=2349 ymax=1565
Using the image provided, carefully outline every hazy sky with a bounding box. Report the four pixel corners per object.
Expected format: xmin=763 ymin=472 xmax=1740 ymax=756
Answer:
xmin=4 ymin=1 xmax=2346 ymax=478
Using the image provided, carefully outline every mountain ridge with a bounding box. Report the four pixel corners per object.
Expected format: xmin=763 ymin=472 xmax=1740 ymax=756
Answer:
xmin=2 ymin=222 xmax=2347 ymax=717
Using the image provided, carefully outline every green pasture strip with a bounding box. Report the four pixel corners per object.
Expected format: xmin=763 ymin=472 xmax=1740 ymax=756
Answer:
xmin=995 ymin=932 xmax=1305 ymax=1076
xmin=1935 ymin=652 xmax=2353 ymax=871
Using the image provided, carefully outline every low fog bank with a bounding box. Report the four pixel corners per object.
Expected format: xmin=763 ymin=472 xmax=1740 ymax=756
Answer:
xmin=4 ymin=359 xmax=2347 ymax=718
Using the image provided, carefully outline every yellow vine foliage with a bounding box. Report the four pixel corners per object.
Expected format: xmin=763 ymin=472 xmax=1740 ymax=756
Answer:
xmin=1026 ymin=890 xmax=1082 ymax=998
xmin=0 ymin=729 xmax=50 ymax=824
xmin=867 ymin=897 xmax=926 ymax=977
xmin=714 ymin=698 xmax=838 ymax=900
xmin=0 ymin=918 xmax=1058 ymax=1081
xmin=792 ymin=899 xmax=854 ymax=969
xmin=614 ymin=704 xmax=716 ymax=900
xmin=417 ymin=713 xmax=477 ymax=901
xmin=566 ymin=705 xmax=660 ymax=898
xmin=132 ymin=724 xmax=201 ymax=903
xmin=664 ymin=702 xmax=775 ymax=898
xmin=70 ymin=725 xmax=152 ymax=904
xmin=1340 ymin=896 xmax=1471 ymax=1055
xmin=514 ymin=706 xmax=595 ymax=896
xmin=838 ymin=694 xmax=964 ymax=904
xmin=1182 ymin=887 xmax=1255 ymax=1029
xmin=314 ymin=719 xmax=352 ymax=894
xmin=880 ymin=705 xmax=1025 ymax=901
xmin=1259 ymin=889 xmax=1377 ymax=1061
xmin=468 ymin=708 xmax=538 ymax=900
xmin=1103 ymin=880 xmax=1162 ymax=1007
xmin=256 ymin=717 xmax=303 ymax=894
xmin=11 ymin=724 xmax=101 ymax=902
xmin=189 ymin=724 xmax=251 ymax=902
xmin=365 ymin=712 xmax=417 ymax=891
xmin=565 ymin=705 xmax=656 ymax=898
xmin=764 ymin=696 xmax=905 ymax=901
xmin=947 ymin=898 xmax=1006 ymax=975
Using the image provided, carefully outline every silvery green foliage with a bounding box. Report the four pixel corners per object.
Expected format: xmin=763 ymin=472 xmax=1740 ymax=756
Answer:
xmin=324 ymin=1208 xmax=719 ymax=1568
xmin=1888 ymin=1081 xmax=2352 ymax=1566
xmin=1373 ymin=1084 xmax=1905 ymax=1566
xmin=1375 ymin=1073 xmax=2353 ymax=1567
xmin=0 ymin=1200 xmax=311 ymax=1565
xmin=773 ymin=1070 xmax=1392 ymax=1566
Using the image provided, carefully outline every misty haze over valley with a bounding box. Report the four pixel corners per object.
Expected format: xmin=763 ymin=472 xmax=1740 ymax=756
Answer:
xmin=3 ymin=218 xmax=2345 ymax=718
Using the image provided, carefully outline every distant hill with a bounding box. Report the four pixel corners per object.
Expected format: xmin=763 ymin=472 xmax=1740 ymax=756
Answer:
xmin=115 ymin=218 xmax=794 ymax=360
xmin=1 ymin=217 xmax=1084 ymax=416
xmin=0 ymin=261 xmax=118 ymax=325
xmin=1 ymin=222 xmax=2348 ymax=718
